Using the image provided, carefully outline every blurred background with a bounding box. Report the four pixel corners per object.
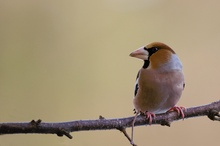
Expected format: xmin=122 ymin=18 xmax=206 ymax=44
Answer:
xmin=0 ymin=0 xmax=220 ymax=146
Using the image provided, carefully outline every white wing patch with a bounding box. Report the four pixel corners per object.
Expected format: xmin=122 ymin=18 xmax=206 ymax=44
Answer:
xmin=134 ymin=71 xmax=140 ymax=96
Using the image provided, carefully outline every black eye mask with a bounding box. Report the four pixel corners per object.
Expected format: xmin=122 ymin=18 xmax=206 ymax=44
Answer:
xmin=142 ymin=47 xmax=159 ymax=69
xmin=147 ymin=47 xmax=159 ymax=56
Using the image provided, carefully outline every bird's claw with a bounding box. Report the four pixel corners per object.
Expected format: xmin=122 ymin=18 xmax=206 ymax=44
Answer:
xmin=144 ymin=111 xmax=156 ymax=125
xmin=168 ymin=106 xmax=185 ymax=119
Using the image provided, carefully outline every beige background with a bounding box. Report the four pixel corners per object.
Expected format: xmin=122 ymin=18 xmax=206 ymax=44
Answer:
xmin=0 ymin=0 xmax=220 ymax=146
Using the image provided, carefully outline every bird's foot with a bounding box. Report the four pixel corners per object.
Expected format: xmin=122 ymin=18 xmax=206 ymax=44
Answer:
xmin=144 ymin=111 xmax=156 ymax=125
xmin=168 ymin=106 xmax=186 ymax=119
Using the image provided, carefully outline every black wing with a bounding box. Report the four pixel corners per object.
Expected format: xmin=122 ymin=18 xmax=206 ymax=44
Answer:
xmin=134 ymin=71 xmax=140 ymax=96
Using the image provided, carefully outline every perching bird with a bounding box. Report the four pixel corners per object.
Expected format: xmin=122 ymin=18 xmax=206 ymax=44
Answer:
xmin=130 ymin=42 xmax=185 ymax=144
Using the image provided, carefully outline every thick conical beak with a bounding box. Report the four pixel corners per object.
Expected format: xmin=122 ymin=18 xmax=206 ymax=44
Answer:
xmin=130 ymin=47 xmax=149 ymax=60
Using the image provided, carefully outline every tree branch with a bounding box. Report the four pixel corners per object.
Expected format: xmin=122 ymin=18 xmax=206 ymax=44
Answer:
xmin=0 ymin=100 xmax=219 ymax=145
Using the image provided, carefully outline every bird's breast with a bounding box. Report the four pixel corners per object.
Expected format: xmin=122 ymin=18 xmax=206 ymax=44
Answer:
xmin=133 ymin=68 xmax=184 ymax=114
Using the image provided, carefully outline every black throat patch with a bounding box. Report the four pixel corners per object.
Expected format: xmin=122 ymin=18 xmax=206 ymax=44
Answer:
xmin=143 ymin=60 xmax=149 ymax=69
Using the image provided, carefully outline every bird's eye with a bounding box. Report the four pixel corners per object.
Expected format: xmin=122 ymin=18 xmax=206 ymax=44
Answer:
xmin=151 ymin=47 xmax=158 ymax=52
xmin=148 ymin=47 xmax=159 ymax=56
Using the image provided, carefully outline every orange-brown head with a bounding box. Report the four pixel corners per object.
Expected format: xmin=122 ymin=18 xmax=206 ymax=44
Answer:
xmin=130 ymin=42 xmax=182 ymax=71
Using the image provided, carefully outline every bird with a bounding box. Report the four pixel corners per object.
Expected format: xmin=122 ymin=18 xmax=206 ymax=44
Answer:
xmin=129 ymin=42 xmax=185 ymax=145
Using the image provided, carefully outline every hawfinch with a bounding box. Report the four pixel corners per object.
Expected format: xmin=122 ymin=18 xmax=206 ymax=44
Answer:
xmin=130 ymin=42 xmax=185 ymax=144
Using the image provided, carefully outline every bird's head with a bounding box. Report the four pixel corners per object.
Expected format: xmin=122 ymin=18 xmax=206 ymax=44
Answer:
xmin=130 ymin=42 xmax=182 ymax=70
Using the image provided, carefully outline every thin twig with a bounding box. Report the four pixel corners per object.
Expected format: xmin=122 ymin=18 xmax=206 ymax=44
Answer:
xmin=0 ymin=100 xmax=219 ymax=145
xmin=117 ymin=127 xmax=137 ymax=146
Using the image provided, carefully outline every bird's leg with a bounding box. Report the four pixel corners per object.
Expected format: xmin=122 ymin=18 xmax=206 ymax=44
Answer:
xmin=131 ymin=112 xmax=139 ymax=145
xmin=144 ymin=111 xmax=156 ymax=125
xmin=168 ymin=106 xmax=185 ymax=119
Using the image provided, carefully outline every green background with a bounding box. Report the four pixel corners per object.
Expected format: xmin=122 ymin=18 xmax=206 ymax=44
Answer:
xmin=0 ymin=0 xmax=219 ymax=146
